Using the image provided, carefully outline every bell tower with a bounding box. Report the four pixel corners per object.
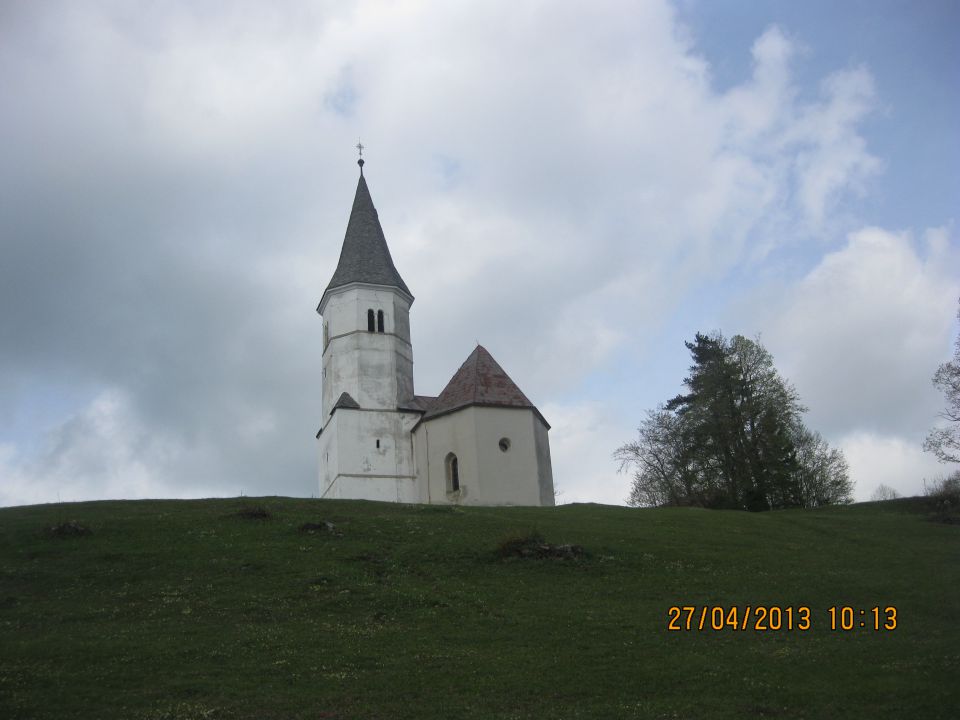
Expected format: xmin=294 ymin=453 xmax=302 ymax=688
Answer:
xmin=315 ymin=157 xmax=420 ymax=502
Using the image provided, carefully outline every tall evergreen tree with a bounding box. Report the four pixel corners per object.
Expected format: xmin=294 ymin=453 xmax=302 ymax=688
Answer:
xmin=617 ymin=332 xmax=852 ymax=510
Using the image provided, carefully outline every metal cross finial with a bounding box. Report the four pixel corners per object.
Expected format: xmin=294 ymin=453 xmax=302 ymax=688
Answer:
xmin=356 ymin=139 xmax=365 ymax=174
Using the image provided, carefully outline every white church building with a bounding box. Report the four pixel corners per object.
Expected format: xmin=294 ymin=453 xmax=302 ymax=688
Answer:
xmin=316 ymin=159 xmax=554 ymax=506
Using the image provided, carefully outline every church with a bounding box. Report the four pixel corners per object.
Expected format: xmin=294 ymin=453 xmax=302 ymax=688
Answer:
xmin=316 ymin=158 xmax=555 ymax=506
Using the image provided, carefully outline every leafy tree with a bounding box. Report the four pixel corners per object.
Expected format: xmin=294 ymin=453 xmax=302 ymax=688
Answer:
xmin=924 ymin=299 xmax=960 ymax=464
xmin=620 ymin=408 xmax=698 ymax=508
xmin=616 ymin=332 xmax=852 ymax=510
xmin=788 ymin=424 xmax=852 ymax=508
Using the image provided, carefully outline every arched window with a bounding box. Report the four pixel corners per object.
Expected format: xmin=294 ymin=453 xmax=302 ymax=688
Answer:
xmin=377 ymin=309 xmax=385 ymax=333
xmin=367 ymin=309 xmax=375 ymax=332
xmin=445 ymin=453 xmax=460 ymax=493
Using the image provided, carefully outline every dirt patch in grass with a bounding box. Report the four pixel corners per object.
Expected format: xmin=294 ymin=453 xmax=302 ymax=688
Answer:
xmin=235 ymin=504 xmax=270 ymax=520
xmin=298 ymin=521 xmax=341 ymax=536
xmin=495 ymin=529 xmax=586 ymax=560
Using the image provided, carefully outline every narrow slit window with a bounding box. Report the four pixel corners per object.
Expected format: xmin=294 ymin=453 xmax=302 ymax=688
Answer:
xmin=377 ymin=309 xmax=385 ymax=333
xmin=367 ymin=309 xmax=375 ymax=332
xmin=376 ymin=439 xmax=380 ymax=449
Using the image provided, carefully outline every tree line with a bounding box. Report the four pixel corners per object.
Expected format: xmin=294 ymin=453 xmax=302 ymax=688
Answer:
xmin=616 ymin=332 xmax=852 ymax=510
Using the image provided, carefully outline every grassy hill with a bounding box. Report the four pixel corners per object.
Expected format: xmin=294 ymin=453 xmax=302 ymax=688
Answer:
xmin=0 ymin=497 xmax=957 ymax=719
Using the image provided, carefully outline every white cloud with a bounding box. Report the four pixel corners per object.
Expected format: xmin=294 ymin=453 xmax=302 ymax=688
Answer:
xmin=721 ymin=26 xmax=797 ymax=143
xmin=789 ymin=67 xmax=881 ymax=227
xmin=712 ymin=27 xmax=881 ymax=239
xmin=542 ymin=402 xmax=633 ymax=506
xmin=0 ymin=2 xmax=924 ymax=506
xmin=840 ymin=430 xmax=949 ymax=501
xmin=757 ymin=226 xmax=958 ymax=438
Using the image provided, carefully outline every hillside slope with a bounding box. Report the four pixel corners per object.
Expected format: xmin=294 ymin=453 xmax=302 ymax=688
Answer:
xmin=0 ymin=497 xmax=957 ymax=719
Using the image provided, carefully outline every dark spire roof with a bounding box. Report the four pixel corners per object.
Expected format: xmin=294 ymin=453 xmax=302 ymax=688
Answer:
xmin=422 ymin=345 xmax=549 ymax=428
xmin=318 ymin=173 xmax=412 ymax=311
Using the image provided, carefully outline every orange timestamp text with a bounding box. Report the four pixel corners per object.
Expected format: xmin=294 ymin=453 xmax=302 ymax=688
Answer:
xmin=667 ymin=605 xmax=898 ymax=632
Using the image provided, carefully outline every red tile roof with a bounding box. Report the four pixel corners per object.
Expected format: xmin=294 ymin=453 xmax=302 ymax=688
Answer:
xmin=421 ymin=345 xmax=548 ymax=427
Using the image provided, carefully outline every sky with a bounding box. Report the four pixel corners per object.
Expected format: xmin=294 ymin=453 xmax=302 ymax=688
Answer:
xmin=1 ymin=0 xmax=958 ymax=508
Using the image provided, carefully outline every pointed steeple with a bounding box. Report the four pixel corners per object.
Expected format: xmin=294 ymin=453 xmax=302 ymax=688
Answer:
xmin=422 ymin=345 xmax=550 ymax=428
xmin=318 ymin=170 xmax=413 ymax=312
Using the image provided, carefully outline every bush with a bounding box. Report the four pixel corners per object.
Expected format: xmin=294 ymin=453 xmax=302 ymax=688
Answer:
xmin=923 ymin=470 xmax=960 ymax=523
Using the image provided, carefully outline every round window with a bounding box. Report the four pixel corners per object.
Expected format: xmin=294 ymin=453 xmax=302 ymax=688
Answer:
xmin=498 ymin=437 xmax=511 ymax=452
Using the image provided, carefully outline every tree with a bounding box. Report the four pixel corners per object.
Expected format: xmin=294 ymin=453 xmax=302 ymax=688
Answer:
xmin=616 ymin=332 xmax=853 ymax=510
xmin=924 ymin=299 xmax=960 ymax=464
xmin=618 ymin=408 xmax=699 ymax=508
xmin=789 ymin=425 xmax=852 ymax=508
xmin=871 ymin=484 xmax=900 ymax=502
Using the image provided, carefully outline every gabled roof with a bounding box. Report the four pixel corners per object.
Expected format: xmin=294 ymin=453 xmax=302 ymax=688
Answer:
xmin=318 ymin=172 xmax=412 ymax=311
xmin=331 ymin=391 xmax=360 ymax=412
xmin=421 ymin=345 xmax=549 ymax=428
xmin=316 ymin=391 xmax=362 ymax=437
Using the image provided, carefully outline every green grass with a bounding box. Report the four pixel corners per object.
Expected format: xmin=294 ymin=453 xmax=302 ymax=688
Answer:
xmin=0 ymin=497 xmax=957 ymax=719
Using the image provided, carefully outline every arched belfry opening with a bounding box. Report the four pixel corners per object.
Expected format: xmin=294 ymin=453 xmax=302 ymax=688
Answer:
xmin=445 ymin=453 xmax=460 ymax=493
xmin=377 ymin=309 xmax=385 ymax=333
xmin=367 ymin=309 xmax=375 ymax=332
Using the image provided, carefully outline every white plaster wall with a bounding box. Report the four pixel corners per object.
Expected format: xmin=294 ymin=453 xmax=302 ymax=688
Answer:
xmin=320 ymin=285 xmax=412 ymax=341
xmin=317 ymin=418 xmax=339 ymax=498
xmin=413 ymin=408 xmax=481 ymax=504
xmin=414 ymin=406 xmax=553 ymax=506
xmin=318 ymin=408 xmax=419 ymax=502
xmin=319 ymin=285 xmax=413 ymax=416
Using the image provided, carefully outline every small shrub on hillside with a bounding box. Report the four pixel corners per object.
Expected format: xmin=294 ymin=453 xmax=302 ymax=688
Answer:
xmin=923 ymin=471 xmax=960 ymax=523
xmin=45 ymin=520 xmax=91 ymax=538
xmin=235 ymin=504 xmax=270 ymax=520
